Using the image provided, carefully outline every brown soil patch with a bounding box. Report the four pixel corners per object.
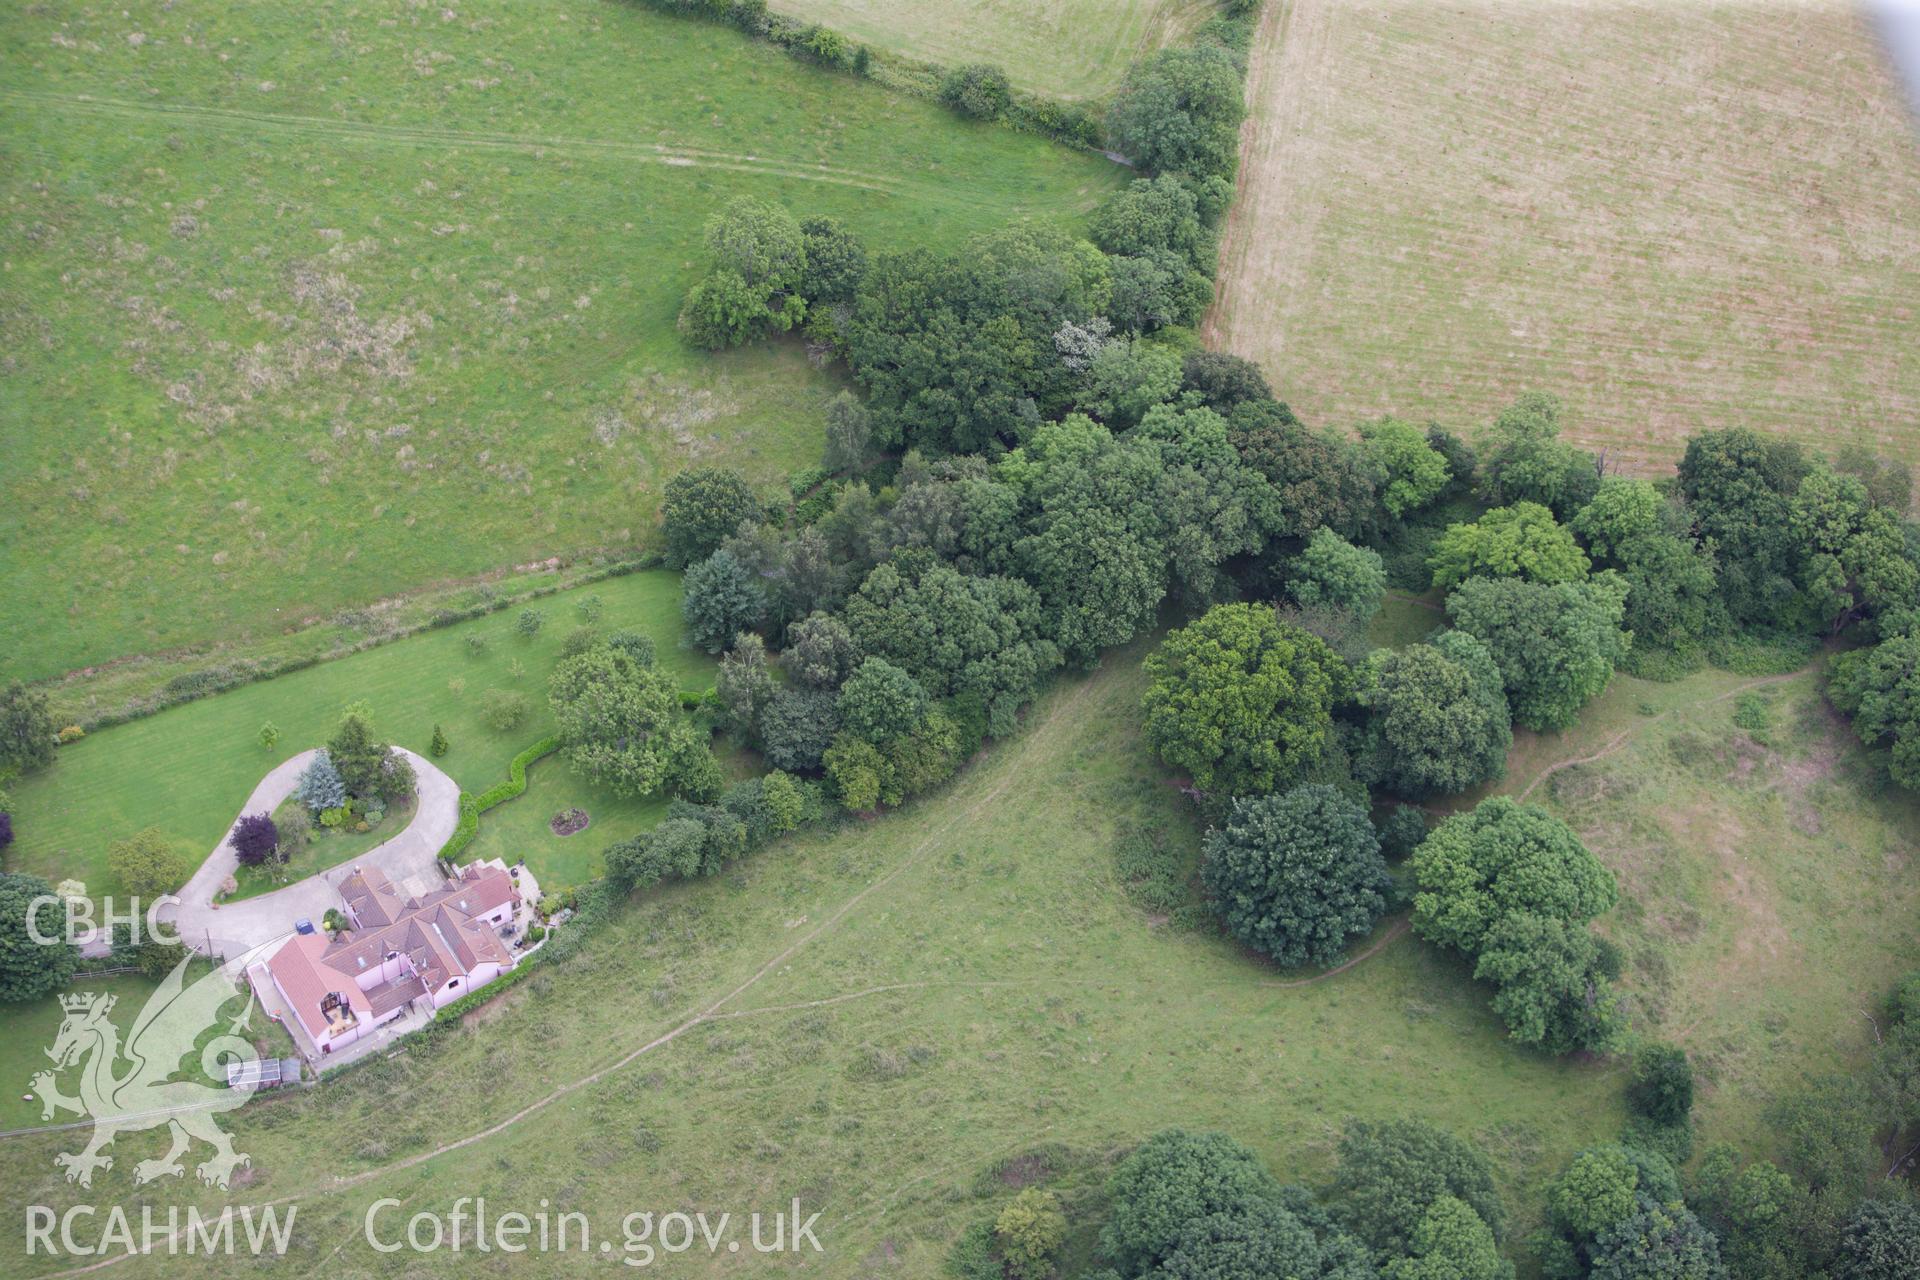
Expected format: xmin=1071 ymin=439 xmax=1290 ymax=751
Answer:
xmin=549 ymin=807 xmax=591 ymax=838
xmin=995 ymin=1153 xmax=1054 ymax=1188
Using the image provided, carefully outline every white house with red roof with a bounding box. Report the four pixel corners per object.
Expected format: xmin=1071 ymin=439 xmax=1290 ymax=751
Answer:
xmin=249 ymin=858 xmax=524 ymax=1058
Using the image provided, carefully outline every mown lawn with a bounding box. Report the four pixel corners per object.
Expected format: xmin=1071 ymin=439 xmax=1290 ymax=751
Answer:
xmin=1 ymin=571 xmax=714 ymax=902
xmin=0 ymin=0 xmax=1124 ymax=684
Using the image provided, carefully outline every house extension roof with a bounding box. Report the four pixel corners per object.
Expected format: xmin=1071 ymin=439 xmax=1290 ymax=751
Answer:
xmin=264 ymin=862 xmax=518 ymax=1045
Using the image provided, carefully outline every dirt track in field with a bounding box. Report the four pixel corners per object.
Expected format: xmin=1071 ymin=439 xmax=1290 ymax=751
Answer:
xmin=1207 ymin=0 xmax=1920 ymax=471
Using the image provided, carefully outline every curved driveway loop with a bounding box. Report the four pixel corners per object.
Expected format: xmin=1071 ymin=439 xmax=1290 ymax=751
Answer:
xmin=160 ymin=748 xmax=459 ymax=954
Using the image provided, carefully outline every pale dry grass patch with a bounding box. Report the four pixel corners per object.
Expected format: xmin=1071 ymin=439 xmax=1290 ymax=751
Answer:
xmin=1211 ymin=0 xmax=1920 ymax=468
xmin=770 ymin=0 xmax=1214 ymax=98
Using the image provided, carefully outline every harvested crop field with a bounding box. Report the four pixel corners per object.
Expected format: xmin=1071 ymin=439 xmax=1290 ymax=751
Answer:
xmin=1209 ymin=0 xmax=1920 ymax=473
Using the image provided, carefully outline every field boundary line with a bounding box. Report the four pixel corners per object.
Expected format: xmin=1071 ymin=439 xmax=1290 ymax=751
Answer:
xmin=1201 ymin=0 xmax=1329 ymax=349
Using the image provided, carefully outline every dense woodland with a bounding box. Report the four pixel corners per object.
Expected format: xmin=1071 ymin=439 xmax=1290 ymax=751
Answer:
xmin=629 ymin=9 xmax=1920 ymax=1276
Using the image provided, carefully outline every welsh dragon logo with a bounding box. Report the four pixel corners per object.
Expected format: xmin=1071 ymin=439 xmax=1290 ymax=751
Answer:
xmin=29 ymin=956 xmax=261 ymax=1189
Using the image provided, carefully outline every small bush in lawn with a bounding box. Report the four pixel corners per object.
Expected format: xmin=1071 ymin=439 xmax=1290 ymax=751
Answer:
xmin=258 ymin=721 xmax=280 ymax=751
xmin=430 ymin=724 xmax=450 ymax=757
xmin=465 ymin=633 xmax=488 ymax=657
xmin=514 ymin=608 xmax=545 ymax=639
xmin=108 ymin=828 xmax=191 ymax=898
xmin=480 ymin=688 xmax=532 ymax=732
xmin=1733 ymin=693 xmax=1769 ymax=735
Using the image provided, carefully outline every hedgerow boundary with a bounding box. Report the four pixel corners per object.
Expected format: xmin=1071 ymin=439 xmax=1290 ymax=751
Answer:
xmin=43 ymin=555 xmax=659 ymax=736
xmin=617 ymin=0 xmax=1101 ymax=146
xmin=436 ymin=737 xmax=563 ymax=869
xmin=615 ymin=0 xmax=1255 ymax=151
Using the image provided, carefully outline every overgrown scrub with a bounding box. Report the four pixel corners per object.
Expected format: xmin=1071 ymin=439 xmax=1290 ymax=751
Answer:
xmin=1111 ymin=820 xmax=1202 ymax=924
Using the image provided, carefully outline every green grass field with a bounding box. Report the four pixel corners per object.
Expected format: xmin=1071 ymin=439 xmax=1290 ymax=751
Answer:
xmin=770 ymin=0 xmax=1215 ymax=98
xmin=1 ymin=571 xmax=713 ymax=901
xmin=1507 ymin=667 xmax=1920 ymax=1154
xmin=0 ymin=962 xmax=296 ymax=1132
xmin=0 ymin=0 xmax=1124 ymax=685
xmin=3 ymin=645 xmax=1908 ymax=1276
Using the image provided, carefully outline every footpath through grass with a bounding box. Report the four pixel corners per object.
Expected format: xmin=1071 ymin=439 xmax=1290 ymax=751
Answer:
xmin=1 ymin=571 xmax=712 ymax=902
xmin=0 ymin=652 xmax=1610 ymax=1275
xmin=0 ymin=650 xmax=1911 ymax=1274
xmin=0 ymin=0 xmax=1123 ymax=683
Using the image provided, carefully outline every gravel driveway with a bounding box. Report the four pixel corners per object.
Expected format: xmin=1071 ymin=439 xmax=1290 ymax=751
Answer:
xmin=160 ymin=747 xmax=460 ymax=955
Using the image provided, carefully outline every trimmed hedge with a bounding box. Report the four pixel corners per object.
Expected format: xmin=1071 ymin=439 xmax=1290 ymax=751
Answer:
xmin=430 ymin=948 xmax=545 ymax=1027
xmin=438 ymin=736 xmax=561 ymax=863
xmin=477 ymin=736 xmax=560 ymax=809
